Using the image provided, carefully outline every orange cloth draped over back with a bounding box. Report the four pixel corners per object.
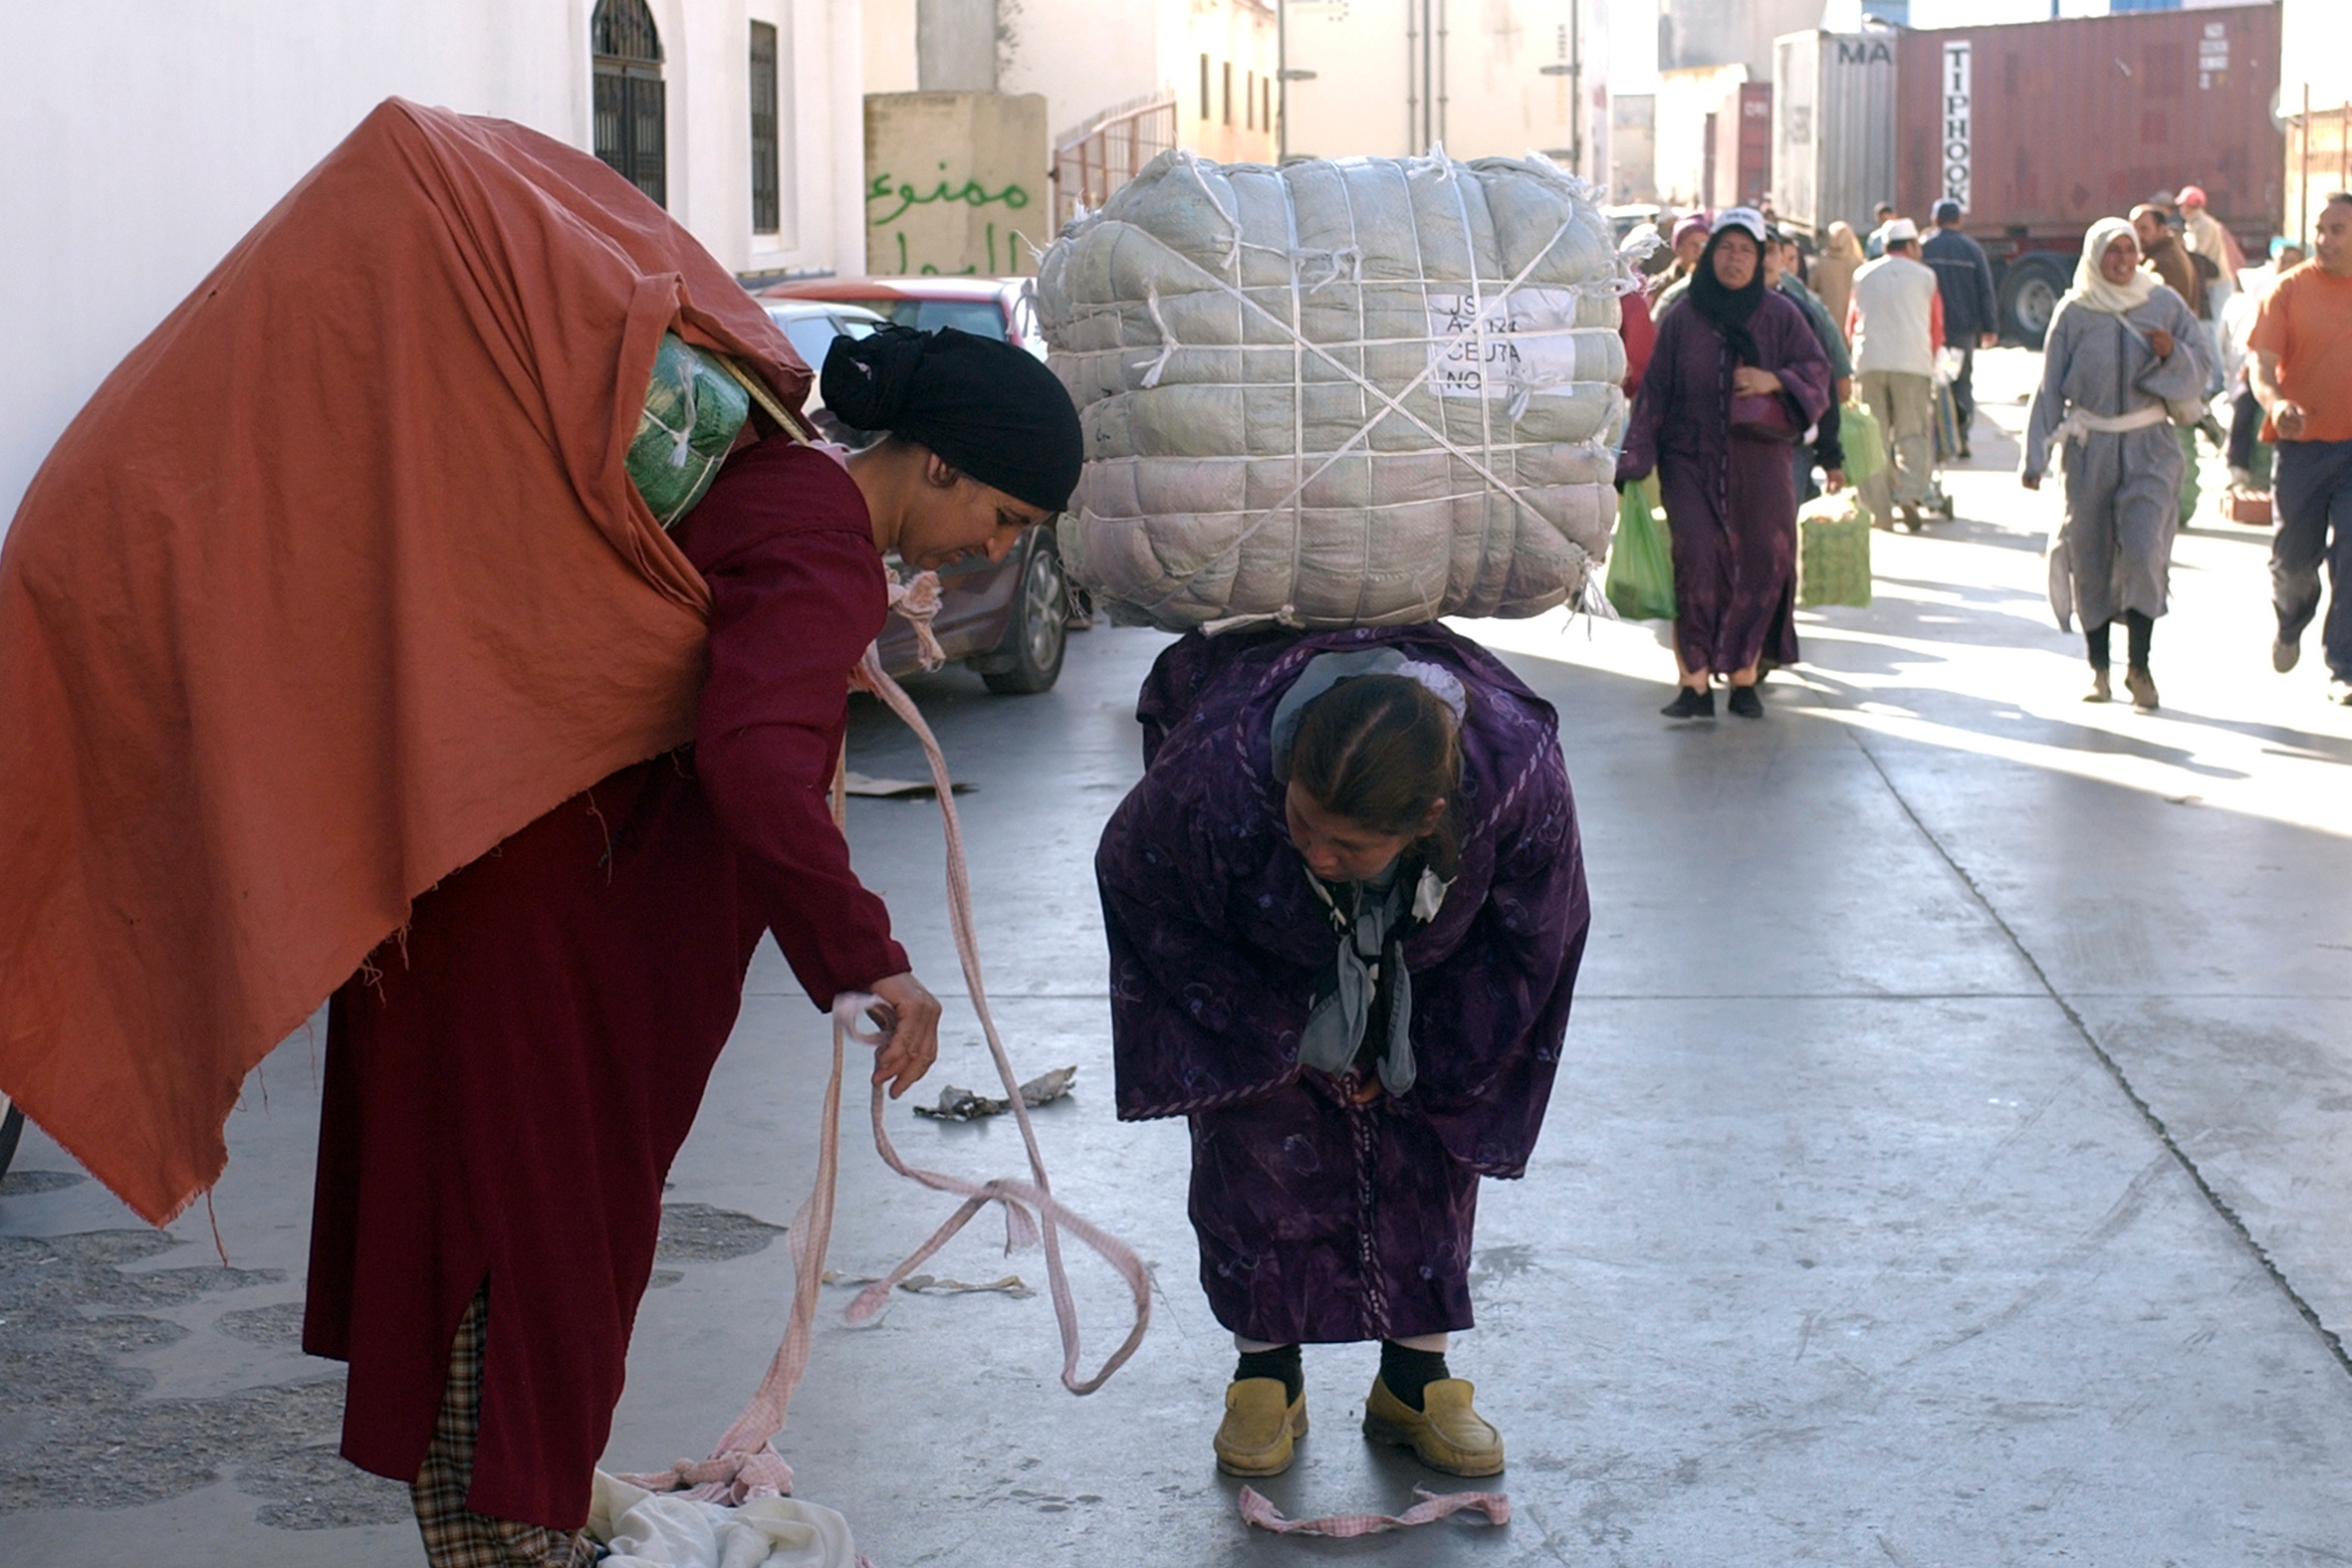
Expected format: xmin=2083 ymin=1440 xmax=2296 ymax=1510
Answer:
xmin=0 ymin=99 xmax=812 ymax=1226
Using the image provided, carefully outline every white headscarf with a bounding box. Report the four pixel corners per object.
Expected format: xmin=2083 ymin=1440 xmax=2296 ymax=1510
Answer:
xmin=2066 ymin=217 xmax=2159 ymax=316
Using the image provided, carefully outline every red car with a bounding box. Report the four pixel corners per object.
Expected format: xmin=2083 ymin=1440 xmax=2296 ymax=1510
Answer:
xmin=755 ymin=283 xmax=1068 ymax=694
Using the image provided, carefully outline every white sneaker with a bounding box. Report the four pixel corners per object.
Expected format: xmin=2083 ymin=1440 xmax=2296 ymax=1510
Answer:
xmin=2273 ymin=637 xmax=2300 ymax=673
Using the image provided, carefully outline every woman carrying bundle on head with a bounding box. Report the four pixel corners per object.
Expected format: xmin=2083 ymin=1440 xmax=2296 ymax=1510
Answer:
xmin=1615 ymin=207 xmax=1834 ymax=719
xmin=1096 ymin=626 xmax=1588 ymax=1481
xmin=304 ymin=324 xmax=1082 ymax=1567
xmin=2020 ymin=218 xmax=2215 ymax=714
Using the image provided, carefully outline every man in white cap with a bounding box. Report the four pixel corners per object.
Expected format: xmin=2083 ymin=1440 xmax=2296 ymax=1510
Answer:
xmin=1848 ymin=217 xmax=1945 ymax=528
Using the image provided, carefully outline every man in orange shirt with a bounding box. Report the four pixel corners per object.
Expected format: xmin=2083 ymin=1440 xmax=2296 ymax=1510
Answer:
xmin=2251 ymin=192 xmax=2352 ymax=701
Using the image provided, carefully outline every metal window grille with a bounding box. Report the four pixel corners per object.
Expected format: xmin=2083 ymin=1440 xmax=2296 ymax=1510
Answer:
xmin=1246 ymin=70 xmax=1254 ymax=129
xmin=1053 ymin=95 xmax=1179 ymax=231
xmin=1223 ymin=62 xmax=1233 ymax=125
xmin=1200 ymin=55 xmax=1210 ymax=120
xmin=750 ymin=21 xmax=781 ymax=234
xmin=592 ymin=0 xmax=666 ymax=209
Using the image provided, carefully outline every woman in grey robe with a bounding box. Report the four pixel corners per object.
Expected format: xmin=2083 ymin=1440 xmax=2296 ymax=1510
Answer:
xmin=2022 ymin=217 xmax=2215 ymax=711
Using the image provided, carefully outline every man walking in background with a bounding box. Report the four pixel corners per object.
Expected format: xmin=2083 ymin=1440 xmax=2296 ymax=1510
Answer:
xmin=2135 ymin=204 xmax=2205 ymax=320
xmin=2179 ymin=185 xmax=2246 ymax=345
xmin=1923 ymin=200 xmax=1998 ymax=460
xmin=1865 ymin=201 xmax=1898 ymax=260
xmin=1849 ymin=218 xmax=1943 ymax=530
xmin=2251 ymin=193 xmax=2352 ymax=702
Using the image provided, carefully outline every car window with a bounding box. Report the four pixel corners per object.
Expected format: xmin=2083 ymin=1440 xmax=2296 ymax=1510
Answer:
xmin=882 ymin=300 xmax=1008 ymax=339
xmin=776 ymin=317 xmax=839 ymax=370
xmin=771 ymin=311 xmax=880 ymax=375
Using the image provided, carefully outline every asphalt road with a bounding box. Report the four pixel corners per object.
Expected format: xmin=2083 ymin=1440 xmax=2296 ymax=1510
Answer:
xmin=5 ymin=348 xmax=2351 ymax=1565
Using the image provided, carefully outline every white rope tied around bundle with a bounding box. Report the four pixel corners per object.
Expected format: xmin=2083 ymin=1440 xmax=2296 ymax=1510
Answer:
xmin=637 ymin=350 xmax=704 ymax=469
xmin=618 ymin=594 xmax=1149 ymax=1509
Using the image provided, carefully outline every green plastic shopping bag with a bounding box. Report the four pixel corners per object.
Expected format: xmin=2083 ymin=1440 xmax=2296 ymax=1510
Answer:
xmin=1604 ymin=477 xmax=1677 ymax=621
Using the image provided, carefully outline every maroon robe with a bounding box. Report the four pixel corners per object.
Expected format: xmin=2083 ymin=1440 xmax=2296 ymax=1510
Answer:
xmin=302 ymin=438 xmax=908 ymax=1530
xmin=1615 ymin=290 xmax=1831 ymax=676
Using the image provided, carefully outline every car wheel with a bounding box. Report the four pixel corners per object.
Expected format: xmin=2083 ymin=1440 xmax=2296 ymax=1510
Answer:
xmin=0 ymin=1096 xmax=23 ymax=1186
xmin=1998 ymin=254 xmax=2070 ymax=349
xmin=982 ymin=540 xmax=1068 ymax=695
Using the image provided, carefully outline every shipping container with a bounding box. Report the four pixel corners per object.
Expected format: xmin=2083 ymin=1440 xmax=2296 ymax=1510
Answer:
xmin=1773 ymin=29 xmax=1899 ymax=242
xmin=1706 ymin=81 xmax=1772 ymax=211
xmin=1895 ymin=4 xmax=2282 ymax=344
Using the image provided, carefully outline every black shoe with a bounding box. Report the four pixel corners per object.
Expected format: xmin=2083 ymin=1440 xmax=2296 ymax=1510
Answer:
xmin=1727 ymin=684 xmax=1764 ymax=719
xmin=1661 ymin=686 xmax=1715 ymax=719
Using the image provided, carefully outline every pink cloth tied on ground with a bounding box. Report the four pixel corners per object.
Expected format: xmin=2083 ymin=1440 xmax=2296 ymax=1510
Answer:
xmin=1237 ymin=1484 xmax=1512 ymax=1536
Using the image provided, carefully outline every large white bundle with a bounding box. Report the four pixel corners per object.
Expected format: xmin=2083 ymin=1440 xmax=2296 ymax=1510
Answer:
xmin=1037 ymin=148 xmax=1627 ymax=630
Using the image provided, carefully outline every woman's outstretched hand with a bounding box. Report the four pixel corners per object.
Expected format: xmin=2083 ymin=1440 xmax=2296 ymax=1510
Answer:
xmin=863 ymin=972 xmax=942 ymax=1097
xmin=1732 ymin=366 xmax=1784 ymax=397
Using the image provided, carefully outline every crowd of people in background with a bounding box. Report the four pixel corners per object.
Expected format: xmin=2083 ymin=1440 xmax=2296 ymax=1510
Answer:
xmin=1613 ymin=183 xmax=2352 ymax=713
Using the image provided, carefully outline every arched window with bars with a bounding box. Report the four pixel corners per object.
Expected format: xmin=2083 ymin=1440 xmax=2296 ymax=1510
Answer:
xmin=592 ymin=0 xmax=666 ymax=208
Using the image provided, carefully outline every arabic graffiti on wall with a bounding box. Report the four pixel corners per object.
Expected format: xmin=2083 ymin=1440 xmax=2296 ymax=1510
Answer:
xmin=866 ymin=163 xmax=1034 ymax=275
xmin=864 ymin=93 xmax=1048 ymax=279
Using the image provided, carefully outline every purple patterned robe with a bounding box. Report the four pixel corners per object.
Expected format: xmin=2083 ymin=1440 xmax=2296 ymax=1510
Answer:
xmin=1615 ymin=290 xmax=1832 ymax=675
xmin=1097 ymin=625 xmax=1588 ymax=1344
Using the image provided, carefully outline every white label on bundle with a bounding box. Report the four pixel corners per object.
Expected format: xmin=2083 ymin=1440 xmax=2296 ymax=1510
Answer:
xmin=1426 ymin=292 xmax=1585 ymax=401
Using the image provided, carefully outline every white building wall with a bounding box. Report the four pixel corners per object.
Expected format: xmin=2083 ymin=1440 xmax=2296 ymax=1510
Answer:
xmin=2280 ymin=0 xmax=2352 ymax=117
xmin=3 ymin=0 xmax=865 ymax=528
xmin=1001 ymin=0 xmax=1161 ymax=143
xmin=1281 ymin=0 xmax=1610 ymax=182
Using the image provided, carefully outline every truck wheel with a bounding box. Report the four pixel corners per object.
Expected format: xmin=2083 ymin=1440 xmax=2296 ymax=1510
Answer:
xmin=1999 ymin=255 xmax=2071 ymax=349
xmin=982 ymin=538 xmax=1068 ymax=695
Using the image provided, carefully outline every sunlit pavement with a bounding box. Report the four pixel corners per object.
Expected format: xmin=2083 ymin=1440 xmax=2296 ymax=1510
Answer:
xmin=5 ymin=348 xmax=2351 ymax=1564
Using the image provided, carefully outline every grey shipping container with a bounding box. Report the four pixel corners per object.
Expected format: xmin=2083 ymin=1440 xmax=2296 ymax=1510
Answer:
xmin=1773 ymin=29 xmax=1899 ymax=242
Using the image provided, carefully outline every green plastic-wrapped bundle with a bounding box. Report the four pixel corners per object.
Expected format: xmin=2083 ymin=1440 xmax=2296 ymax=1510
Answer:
xmin=1797 ymin=498 xmax=1873 ymax=609
xmin=628 ymin=334 xmax=751 ymax=528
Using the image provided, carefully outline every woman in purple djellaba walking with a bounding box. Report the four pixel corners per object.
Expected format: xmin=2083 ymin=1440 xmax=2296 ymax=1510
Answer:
xmin=1616 ymin=206 xmax=1833 ymax=719
xmin=1096 ymin=625 xmax=1588 ymax=1479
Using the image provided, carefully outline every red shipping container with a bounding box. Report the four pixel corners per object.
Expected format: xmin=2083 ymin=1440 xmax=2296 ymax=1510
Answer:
xmin=1891 ymin=4 xmax=2282 ymax=344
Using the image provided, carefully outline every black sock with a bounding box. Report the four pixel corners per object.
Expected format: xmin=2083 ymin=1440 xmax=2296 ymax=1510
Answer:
xmin=1235 ymin=1344 xmax=1302 ymax=1402
xmin=1379 ymin=1341 xmax=1450 ymax=1411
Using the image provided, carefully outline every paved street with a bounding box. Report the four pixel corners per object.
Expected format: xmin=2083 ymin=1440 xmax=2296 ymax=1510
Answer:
xmin=6 ymin=350 xmax=2352 ymax=1564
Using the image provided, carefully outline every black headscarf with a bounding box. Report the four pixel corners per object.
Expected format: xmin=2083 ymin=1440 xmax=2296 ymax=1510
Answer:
xmin=821 ymin=325 xmax=1083 ymax=514
xmin=1686 ymin=226 xmax=1768 ymax=365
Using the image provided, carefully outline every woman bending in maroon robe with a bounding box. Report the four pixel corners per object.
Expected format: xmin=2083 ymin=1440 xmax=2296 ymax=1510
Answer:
xmin=302 ymin=326 xmax=1081 ymax=1567
xmin=1097 ymin=627 xmax=1589 ymax=1480
xmin=1616 ymin=207 xmax=1832 ymax=720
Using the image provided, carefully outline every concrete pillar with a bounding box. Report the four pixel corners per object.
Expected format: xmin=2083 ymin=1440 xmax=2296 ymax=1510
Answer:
xmin=917 ymin=0 xmax=998 ymax=92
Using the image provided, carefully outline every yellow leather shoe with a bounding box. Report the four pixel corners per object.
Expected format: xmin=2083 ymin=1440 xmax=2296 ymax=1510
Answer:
xmin=1214 ymin=1378 xmax=1308 ymax=1476
xmin=1361 ymin=1375 xmax=1505 ymax=1477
